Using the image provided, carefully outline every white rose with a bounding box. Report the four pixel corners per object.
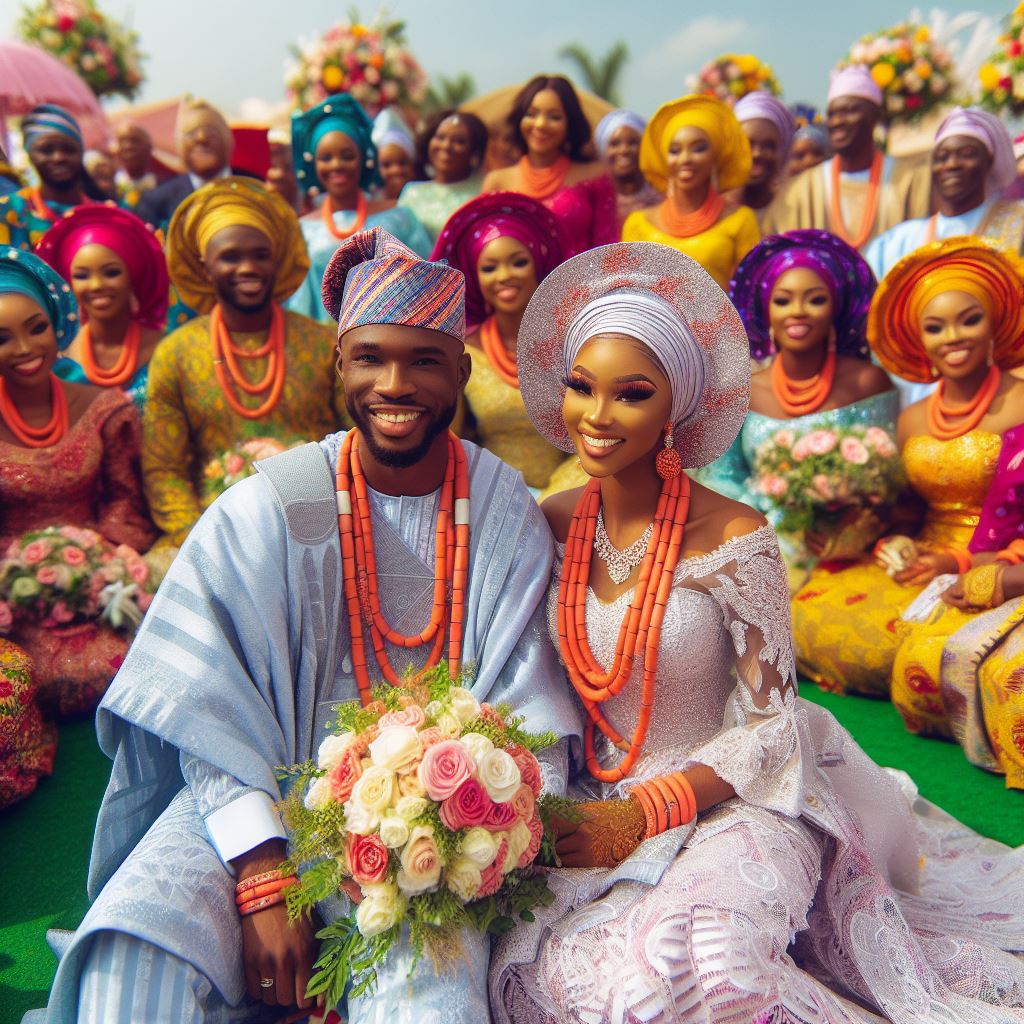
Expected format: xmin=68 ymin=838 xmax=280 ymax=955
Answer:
xmin=378 ymin=814 xmax=410 ymax=849
xmin=303 ymin=775 xmax=331 ymax=810
xmin=448 ymin=686 xmax=480 ymax=724
xmin=355 ymin=882 xmax=406 ymax=938
xmin=344 ymin=798 xmax=381 ymax=836
xmin=445 ymin=855 xmax=483 ymax=902
xmin=350 ymin=765 xmax=397 ymax=814
xmin=396 ymin=824 xmax=443 ymax=895
xmin=368 ymin=725 xmax=422 ymax=773
xmin=425 ymin=700 xmax=444 ymax=719
xmin=397 ymin=771 xmax=427 ymax=799
xmin=395 ymin=794 xmax=428 ymax=821
xmin=317 ymin=732 xmax=354 ymax=771
xmin=435 ymin=711 xmax=462 ymax=738
xmin=501 ymin=822 xmax=532 ymax=872
xmin=460 ymin=731 xmax=493 ymax=767
xmin=477 ymin=748 xmax=521 ymax=803
xmin=460 ymin=826 xmax=499 ymax=868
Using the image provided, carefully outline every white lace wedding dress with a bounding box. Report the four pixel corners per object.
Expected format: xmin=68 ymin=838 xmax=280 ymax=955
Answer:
xmin=489 ymin=525 xmax=1024 ymax=1024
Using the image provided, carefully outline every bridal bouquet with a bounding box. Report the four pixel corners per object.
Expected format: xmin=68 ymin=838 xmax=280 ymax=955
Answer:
xmin=201 ymin=437 xmax=295 ymax=508
xmin=0 ymin=527 xmax=167 ymax=634
xmin=277 ymin=664 xmax=562 ymax=1009
xmin=754 ymin=425 xmax=903 ymax=535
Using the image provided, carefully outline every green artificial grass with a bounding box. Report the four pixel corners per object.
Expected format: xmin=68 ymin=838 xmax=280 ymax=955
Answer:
xmin=0 ymin=685 xmax=1021 ymax=1023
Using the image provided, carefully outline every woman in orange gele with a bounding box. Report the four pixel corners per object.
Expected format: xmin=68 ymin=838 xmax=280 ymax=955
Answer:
xmin=482 ymin=75 xmax=617 ymax=258
xmin=622 ymin=95 xmax=760 ymax=291
xmin=793 ymin=237 xmax=1024 ymax=698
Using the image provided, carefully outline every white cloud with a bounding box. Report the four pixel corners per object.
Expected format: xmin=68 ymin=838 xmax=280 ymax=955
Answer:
xmin=651 ymin=15 xmax=749 ymax=66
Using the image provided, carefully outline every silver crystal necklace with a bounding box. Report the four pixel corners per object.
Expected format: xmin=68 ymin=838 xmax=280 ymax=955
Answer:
xmin=594 ymin=510 xmax=653 ymax=585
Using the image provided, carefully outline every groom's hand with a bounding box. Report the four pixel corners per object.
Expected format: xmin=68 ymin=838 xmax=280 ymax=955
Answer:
xmin=233 ymin=839 xmax=318 ymax=1009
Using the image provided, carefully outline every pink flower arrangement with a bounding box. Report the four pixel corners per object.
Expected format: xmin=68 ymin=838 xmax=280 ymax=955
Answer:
xmin=691 ymin=53 xmax=780 ymax=105
xmin=201 ymin=438 xmax=296 ymax=509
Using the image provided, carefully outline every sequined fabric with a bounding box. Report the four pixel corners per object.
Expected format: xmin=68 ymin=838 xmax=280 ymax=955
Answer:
xmin=538 ymin=175 xmax=618 ymax=259
xmin=397 ymin=175 xmax=484 ymax=243
xmin=793 ymin=430 xmax=1001 ymax=696
xmin=0 ymin=638 xmax=56 ymax=809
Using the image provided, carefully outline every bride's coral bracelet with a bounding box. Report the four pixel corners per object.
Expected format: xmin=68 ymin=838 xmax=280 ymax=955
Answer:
xmin=234 ymin=877 xmax=296 ymax=906
xmin=629 ymin=772 xmax=697 ymax=839
xmin=238 ymin=891 xmax=289 ymax=917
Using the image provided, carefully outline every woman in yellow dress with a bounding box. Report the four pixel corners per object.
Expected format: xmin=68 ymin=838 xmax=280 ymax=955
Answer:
xmin=622 ymin=95 xmax=760 ymax=290
xmin=793 ymin=238 xmax=1024 ymax=697
xmin=431 ymin=191 xmax=567 ymax=491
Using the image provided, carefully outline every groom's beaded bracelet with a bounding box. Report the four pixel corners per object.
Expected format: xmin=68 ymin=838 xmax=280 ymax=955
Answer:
xmin=234 ymin=877 xmax=296 ymax=906
xmin=238 ymin=891 xmax=290 ymax=917
xmin=235 ymin=869 xmax=287 ymax=894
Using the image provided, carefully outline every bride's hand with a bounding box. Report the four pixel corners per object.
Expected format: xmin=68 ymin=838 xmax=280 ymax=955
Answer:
xmin=553 ymin=798 xmax=647 ymax=868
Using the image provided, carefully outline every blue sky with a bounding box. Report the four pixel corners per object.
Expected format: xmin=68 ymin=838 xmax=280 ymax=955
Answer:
xmin=0 ymin=1 xmax=1015 ymax=118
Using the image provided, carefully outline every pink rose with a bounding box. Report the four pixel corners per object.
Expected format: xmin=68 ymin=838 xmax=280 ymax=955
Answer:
xmin=417 ymin=726 xmax=445 ymax=750
xmin=791 ymin=436 xmax=812 ymax=462
xmin=328 ymin=746 xmax=364 ymax=802
xmin=0 ymin=601 xmax=13 ymax=629
xmin=518 ymin=812 xmax=544 ymax=869
xmin=23 ymin=541 xmax=49 ymax=565
xmin=61 ymin=546 xmax=86 ymax=566
xmin=482 ymin=799 xmax=517 ymax=833
xmin=51 ymin=601 xmax=75 ymax=624
xmin=806 ymin=430 xmax=837 ymax=456
xmin=510 ymin=748 xmax=542 ymax=798
xmin=759 ymin=474 xmax=788 ymax=498
xmin=439 ymin=778 xmax=492 ymax=830
xmin=863 ymin=426 xmax=890 ymax=451
xmin=840 ymin=437 xmax=869 ymax=465
xmin=378 ymin=704 xmax=426 ymax=730
xmin=475 ymin=839 xmax=509 ymax=899
xmin=225 ymin=454 xmax=245 ymax=475
xmin=811 ymin=474 xmax=835 ymax=500
xmin=128 ymin=560 xmax=150 ymax=584
xmin=418 ymin=740 xmax=475 ymax=801
xmin=772 ymin=429 xmax=794 ymax=449
xmin=477 ymin=704 xmax=507 ymax=728
xmin=347 ymin=832 xmax=390 ymax=885
xmin=509 ymin=783 xmax=535 ymax=823
xmin=36 ymin=566 xmax=59 ymax=585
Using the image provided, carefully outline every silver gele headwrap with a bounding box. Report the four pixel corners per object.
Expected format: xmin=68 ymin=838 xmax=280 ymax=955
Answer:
xmin=563 ymin=289 xmax=707 ymax=428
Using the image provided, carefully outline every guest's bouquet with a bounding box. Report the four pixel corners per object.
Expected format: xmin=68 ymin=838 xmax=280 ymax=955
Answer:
xmin=286 ymin=15 xmax=428 ymax=115
xmin=277 ymin=663 xmax=564 ymax=1009
xmin=838 ymin=23 xmax=956 ymax=122
xmin=0 ymin=527 xmax=166 ymax=634
xmin=978 ymin=3 xmax=1024 ymax=114
xmin=201 ymin=437 xmax=294 ymax=508
xmin=17 ymin=0 xmax=145 ymax=100
xmin=692 ymin=53 xmax=781 ymax=104
xmin=753 ymin=425 xmax=903 ymax=538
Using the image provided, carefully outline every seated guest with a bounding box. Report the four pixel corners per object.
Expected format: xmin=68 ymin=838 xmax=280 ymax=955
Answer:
xmin=144 ymin=178 xmax=350 ymax=545
xmin=592 ymin=109 xmax=662 ymax=227
xmin=0 ymin=639 xmax=56 ymax=809
xmin=36 ymin=205 xmax=168 ymax=411
xmin=623 ymin=94 xmax=760 ymax=290
xmin=398 ymin=108 xmax=488 ymax=242
xmin=793 ymin=238 xmax=1024 ymax=698
xmin=763 ymin=66 xmax=931 ymax=250
xmin=0 ymin=246 xmax=154 ymax=716
xmin=0 ymin=105 xmax=106 ymax=250
xmin=733 ymin=90 xmax=797 ymax=222
xmin=38 ymin=227 xmax=579 ymax=1024
xmin=112 ymin=123 xmax=160 ymax=210
xmin=431 ymin=191 xmax=568 ymax=490
xmin=787 ymin=120 xmax=831 ymax=176
xmin=482 ymin=74 xmax=618 ymax=257
xmin=286 ymin=94 xmax=432 ymax=323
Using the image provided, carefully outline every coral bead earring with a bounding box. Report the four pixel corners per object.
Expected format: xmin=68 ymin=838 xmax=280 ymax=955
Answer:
xmin=655 ymin=423 xmax=682 ymax=480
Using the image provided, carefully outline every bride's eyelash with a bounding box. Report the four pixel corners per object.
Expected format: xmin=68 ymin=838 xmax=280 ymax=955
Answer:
xmin=562 ymin=374 xmax=591 ymax=394
xmin=615 ymin=383 xmax=656 ymax=401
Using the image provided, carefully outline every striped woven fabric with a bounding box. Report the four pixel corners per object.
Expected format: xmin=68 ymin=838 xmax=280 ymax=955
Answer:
xmin=322 ymin=226 xmax=465 ymax=342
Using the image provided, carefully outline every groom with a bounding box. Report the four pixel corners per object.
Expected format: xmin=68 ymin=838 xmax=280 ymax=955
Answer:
xmin=39 ymin=229 xmax=580 ymax=1024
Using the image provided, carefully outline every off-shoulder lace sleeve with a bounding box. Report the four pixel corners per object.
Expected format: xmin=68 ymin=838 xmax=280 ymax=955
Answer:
xmin=674 ymin=525 xmax=806 ymax=817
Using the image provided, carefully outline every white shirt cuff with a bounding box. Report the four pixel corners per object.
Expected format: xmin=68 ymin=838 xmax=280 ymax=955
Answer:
xmin=204 ymin=790 xmax=286 ymax=870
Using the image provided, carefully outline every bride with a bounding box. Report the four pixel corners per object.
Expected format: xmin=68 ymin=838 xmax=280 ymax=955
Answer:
xmin=488 ymin=241 xmax=1024 ymax=1023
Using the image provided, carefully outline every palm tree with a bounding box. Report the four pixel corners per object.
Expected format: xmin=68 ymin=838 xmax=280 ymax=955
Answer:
xmin=558 ymin=42 xmax=629 ymax=105
xmin=423 ymin=73 xmax=477 ymax=115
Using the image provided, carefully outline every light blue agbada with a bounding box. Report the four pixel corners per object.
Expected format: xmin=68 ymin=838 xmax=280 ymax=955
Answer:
xmin=35 ymin=433 xmax=582 ymax=1024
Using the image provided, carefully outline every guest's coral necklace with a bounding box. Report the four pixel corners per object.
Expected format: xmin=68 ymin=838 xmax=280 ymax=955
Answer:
xmin=829 ymin=151 xmax=882 ymax=250
xmin=927 ymin=365 xmax=1001 ymax=441
xmin=210 ymin=302 xmax=286 ymax=420
xmin=336 ymin=429 xmax=470 ymax=704
xmin=770 ymin=349 xmax=837 ymax=416
xmin=321 ymin=192 xmax=368 ymax=240
xmin=659 ymin=189 xmax=725 ymax=238
xmin=78 ymin=320 xmax=141 ymax=388
xmin=479 ymin=316 xmax=519 ymax=388
xmin=0 ymin=374 xmax=68 ymax=447
xmin=557 ymin=473 xmax=691 ymax=783
xmin=516 ymin=155 xmax=571 ymax=200
xmin=28 ymin=187 xmax=93 ymax=223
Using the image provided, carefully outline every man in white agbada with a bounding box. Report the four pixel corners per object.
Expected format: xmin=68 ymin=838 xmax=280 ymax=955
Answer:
xmin=29 ymin=228 xmax=581 ymax=1024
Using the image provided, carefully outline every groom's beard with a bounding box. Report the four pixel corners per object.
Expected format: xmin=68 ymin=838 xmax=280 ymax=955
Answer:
xmin=346 ymin=399 xmax=458 ymax=469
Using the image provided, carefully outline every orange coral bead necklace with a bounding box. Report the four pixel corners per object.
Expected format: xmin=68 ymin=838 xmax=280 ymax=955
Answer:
xmin=927 ymin=365 xmax=1001 ymax=441
xmin=336 ymin=429 xmax=470 ymax=705
xmin=557 ymin=473 xmax=690 ymax=783
xmin=516 ymin=154 xmax=571 ymax=200
xmin=659 ymin=188 xmax=725 ymax=238
xmin=210 ymin=302 xmax=286 ymax=420
xmin=321 ymin=192 xmax=368 ymax=240
xmin=78 ymin=319 xmax=141 ymax=388
xmin=479 ymin=316 xmax=519 ymax=388
xmin=770 ymin=348 xmax=837 ymax=416
xmin=829 ymin=150 xmax=882 ymax=250
xmin=0 ymin=374 xmax=68 ymax=447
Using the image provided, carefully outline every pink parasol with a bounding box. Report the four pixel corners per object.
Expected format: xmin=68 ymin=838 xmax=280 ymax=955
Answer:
xmin=0 ymin=39 xmax=109 ymax=150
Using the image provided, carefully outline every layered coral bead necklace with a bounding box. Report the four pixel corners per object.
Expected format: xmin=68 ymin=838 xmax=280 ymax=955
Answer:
xmin=479 ymin=316 xmax=519 ymax=388
xmin=927 ymin=365 xmax=1001 ymax=441
xmin=210 ymin=302 xmax=286 ymax=419
xmin=517 ymin=155 xmax=571 ymax=200
xmin=557 ymin=473 xmax=691 ymax=782
xmin=770 ymin=348 xmax=837 ymax=416
xmin=336 ymin=429 xmax=470 ymax=704
xmin=321 ymin=192 xmax=368 ymax=240
xmin=0 ymin=374 xmax=68 ymax=447
xmin=659 ymin=189 xmax=725 ymax=238
xmin=829 ymin=150 xmax=882 ymax=250
xmin=77 ymin=320 xmax=142 ymax=388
